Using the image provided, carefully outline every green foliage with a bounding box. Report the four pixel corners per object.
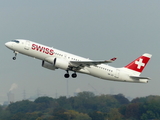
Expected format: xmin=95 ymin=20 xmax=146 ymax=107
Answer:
xmin=89 ymin=111 xmax=104 ymax=120
xmin=107 ymin=108 xmax=123 ymax=120
xmin=0 ymin=109 xmax=11 ymax=120
xmin=95 ymin=94 xmax=120 ymax=112
xmin=64 ymin=110 xmax=91 ymax=120
xmin=34 ymin=96 xmax=54 ymax=104
xmin=120 ymin=95 xmax=160 ymax=120
xmin=0 ymin=93 xmax=160 ymax=120
xmin=7 ymin=100 xmax=36 ymax=114
xmin=71 ymin=91 xmax=97 ymax=113
xmin=34 ymin=96 xmax=55 ymax=111
xmin=121 ymin=103 xmax=142 ymax=119
xmin=113 ymin=94 xmax=130 ymax=105
xmin=57 ymin=96 xmax=72 ymax=109
xmin=52 ymin=107 xmax=68 ymax=120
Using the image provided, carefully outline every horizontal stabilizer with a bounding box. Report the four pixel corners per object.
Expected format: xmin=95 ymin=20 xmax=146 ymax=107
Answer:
xmin=130 ymin=76 xmax=151 ymax=80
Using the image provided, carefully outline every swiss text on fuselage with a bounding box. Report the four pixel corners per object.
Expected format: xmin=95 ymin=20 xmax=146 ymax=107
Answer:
xmin=31 ymin=44 xmax=54 ymax=55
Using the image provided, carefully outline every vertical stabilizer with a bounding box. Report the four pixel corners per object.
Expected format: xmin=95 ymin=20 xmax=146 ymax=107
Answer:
xmin=124 ymin=53 xmax=152 ymax=74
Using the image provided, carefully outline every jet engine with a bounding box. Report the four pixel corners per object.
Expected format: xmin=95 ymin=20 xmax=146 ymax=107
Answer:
xmin=54 ymin=58 xmax=69 ymax=70
xmin=42 ymin=61 xmax=56 ymax=70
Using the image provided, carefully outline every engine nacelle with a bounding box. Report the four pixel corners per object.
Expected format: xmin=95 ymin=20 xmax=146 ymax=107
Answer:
xmin=42 ymin=61 xmax=56 ymax=70
xmin=54 ymin=58 xmax=69 ymax=70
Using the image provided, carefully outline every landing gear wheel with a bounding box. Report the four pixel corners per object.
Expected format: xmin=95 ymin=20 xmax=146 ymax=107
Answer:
xmin=64 ymin=73 xmax=70 ymax=78
xmin=72 ymin=73 xmax=77 ymax=78
xmin=13 ymin=57 xmax=16 ymax=60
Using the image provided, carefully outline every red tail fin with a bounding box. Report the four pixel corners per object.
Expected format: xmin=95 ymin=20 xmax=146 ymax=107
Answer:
xmin=125 ymin=53 xmax=152 ymax=73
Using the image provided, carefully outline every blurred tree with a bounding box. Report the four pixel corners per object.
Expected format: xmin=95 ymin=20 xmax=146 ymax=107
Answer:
xmin=64 ymin=110 xmax=91 ymax=120
xmin=89 ymin=111 xmax=104 ymax=120
xmin=10 ymin=112 xmax=25 ymax=120
xmin=52 ymin=107 xmax=68 ymax=120
xmin=107 ymin=108 xmax=123 ymax=120
xmin=96 ymin=94 xmax=119 ymax=112
xmin=113 ymin=94 xmax=130 ymax=105
xmin=7 ymin=100 xmax=36 ymax=114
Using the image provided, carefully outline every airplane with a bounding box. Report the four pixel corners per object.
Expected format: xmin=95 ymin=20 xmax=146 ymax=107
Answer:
xmin=5 ymin=39 xmax=152 ymax=83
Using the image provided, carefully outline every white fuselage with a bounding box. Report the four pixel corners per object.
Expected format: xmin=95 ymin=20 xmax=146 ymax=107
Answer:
xmin=5 ymin=39 xmax=149 ymax=83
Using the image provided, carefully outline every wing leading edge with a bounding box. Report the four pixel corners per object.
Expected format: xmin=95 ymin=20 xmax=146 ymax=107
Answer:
xmin=70 ymin=57 xmax=117 ymax=68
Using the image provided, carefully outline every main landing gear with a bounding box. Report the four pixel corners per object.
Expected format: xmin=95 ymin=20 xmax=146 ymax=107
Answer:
xmin=64 ymin=70 xmax=77 ymax=78
xmin=12 ymin=51 xmax=18 ymax=60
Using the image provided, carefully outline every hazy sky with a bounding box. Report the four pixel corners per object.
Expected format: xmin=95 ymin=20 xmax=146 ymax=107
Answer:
xmin=0 ymin=0 xmax=160 ymax=103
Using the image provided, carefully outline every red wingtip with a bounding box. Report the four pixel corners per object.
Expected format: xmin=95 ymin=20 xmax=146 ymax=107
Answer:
xmin=111 ymin=57 xmax=117 ymax=61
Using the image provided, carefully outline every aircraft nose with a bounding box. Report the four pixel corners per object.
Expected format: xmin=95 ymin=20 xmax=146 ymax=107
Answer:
xmin=5 ymin=42 xmax=12 ymax=48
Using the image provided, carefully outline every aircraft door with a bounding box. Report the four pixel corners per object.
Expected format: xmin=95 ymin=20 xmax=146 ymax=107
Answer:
xmin=64 ymin=54 xmax=67 ymax=59
xmin=24 ymin=41 xmax=30 ymax=50
xmin=115 ymin=69 xmax=120 ymax=78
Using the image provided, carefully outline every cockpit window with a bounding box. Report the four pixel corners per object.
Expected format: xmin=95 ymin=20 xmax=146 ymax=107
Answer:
xmin=11 ymin=40 xmax=20 ymax=43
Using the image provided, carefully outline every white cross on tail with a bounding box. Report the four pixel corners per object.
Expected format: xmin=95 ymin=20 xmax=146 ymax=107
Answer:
xmin=135 ymin=58 xmax=145 ymax=69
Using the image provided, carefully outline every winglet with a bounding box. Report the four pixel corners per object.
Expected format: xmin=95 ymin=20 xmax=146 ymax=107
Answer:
xmin=110 ymin=57 xmax=117 ymax=61
xmin=105 ymin=57 xmax=117 ymax=63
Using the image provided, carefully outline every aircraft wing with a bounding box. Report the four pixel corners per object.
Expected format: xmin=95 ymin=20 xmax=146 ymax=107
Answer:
xmin=70 ymin=57 xmax=117 ymax=68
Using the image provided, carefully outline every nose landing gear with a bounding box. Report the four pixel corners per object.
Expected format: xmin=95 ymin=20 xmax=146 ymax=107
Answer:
xmin=12 ymin=51 xmax=18 ymax=60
